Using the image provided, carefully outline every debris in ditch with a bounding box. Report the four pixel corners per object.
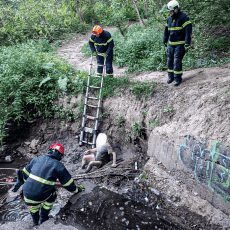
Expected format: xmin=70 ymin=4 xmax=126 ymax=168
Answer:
xmin=6 ymin=179 xmax=13 ymax=183
xmin=157 ymin=161 xmax=162 ymax=165
xmin=149 ymin=187 xmax=160 ymax=196
xmin=134 ymin=174 xmax=143 ymax=183
xmin=5 ymin=156 xmax=13 ymax=163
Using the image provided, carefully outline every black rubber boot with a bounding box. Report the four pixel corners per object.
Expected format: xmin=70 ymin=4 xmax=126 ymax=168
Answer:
xmin=167 ymin=78 xmax=174 ymax=84
xmin=39 ymin=206 xmax=50 ymax=225
xmin=174 ymin=74 xmax=182 ymax=86
xmin=30 ymin=211 xmax=40 ymax=226
xmin=174 ymin=78 xmax=182 ymax=86
xmin=174 ymin=81 xmax=181 ymax=86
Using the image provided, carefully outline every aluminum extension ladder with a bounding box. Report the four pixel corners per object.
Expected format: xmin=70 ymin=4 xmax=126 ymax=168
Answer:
xmin=78 ymin=54 xmax=106 ymax=148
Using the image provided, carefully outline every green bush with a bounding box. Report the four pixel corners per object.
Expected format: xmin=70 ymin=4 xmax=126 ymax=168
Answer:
xmin=0 ymin=40 xmax=81 ymax=148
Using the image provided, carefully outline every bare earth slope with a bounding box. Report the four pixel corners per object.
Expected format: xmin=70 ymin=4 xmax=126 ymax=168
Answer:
xmin=56 ymin=27 xmax=230 ymax=228
xmin=57 ymin=26 xmax=230 ymax=145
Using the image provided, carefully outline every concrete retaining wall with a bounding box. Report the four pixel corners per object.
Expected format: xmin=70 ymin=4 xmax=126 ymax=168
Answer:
xmin=147 ymin=133 xmax=230 ymax=215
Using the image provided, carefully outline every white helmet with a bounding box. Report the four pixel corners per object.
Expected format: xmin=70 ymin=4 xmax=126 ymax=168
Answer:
xmin=167 ymin=0 xmax=179 ymax=11
xmin=96 ymin=133 xmax=107 ymax=147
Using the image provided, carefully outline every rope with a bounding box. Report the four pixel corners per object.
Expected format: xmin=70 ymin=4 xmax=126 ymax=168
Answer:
xmin=0 ymin=193 xmax=8 ymax=208
xmin=0 ymin=194 xmax=7 ymax=203
xmin=0 ymin=168 xmax=16 ymax=170
xmin=0 ymin=182 xmax=15 ymax=185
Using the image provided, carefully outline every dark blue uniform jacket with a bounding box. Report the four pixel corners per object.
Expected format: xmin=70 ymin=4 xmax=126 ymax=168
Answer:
xmin=23 ymin=150 xmax=77 ymax=202
xmin=89 ymin=30 xmax=114 ymax=57
xmin=163 ymin=10 xmax=192 ymax=46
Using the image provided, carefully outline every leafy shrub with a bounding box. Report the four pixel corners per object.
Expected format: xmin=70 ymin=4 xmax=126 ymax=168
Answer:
xmin=0 ymin=40 xmax=80 ymax=148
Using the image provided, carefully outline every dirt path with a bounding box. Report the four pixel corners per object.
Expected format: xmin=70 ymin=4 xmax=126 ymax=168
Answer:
xmin=57 ymin=26 xmax=230 ymax=86
xmin=57 ymin=27 xmax=230 ymax=145
xmin=57 ymin=27 xmax=127 ymax=78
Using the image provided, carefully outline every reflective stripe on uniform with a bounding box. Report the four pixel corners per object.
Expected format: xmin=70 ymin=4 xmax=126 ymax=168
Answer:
xmin=107 ymin=37 xmax=113 ymax=43
xmin=168 ymin=69 xmax=174 ymax=73
xmin=89 ymin=38 xmax=94 ymax=43
xmin=24 ymin=196 xmax=42 ymax=204
xmin=29 ymin=173 xmax=56 ymax=186
xmin=182 ymin=21 xmax=191 ymax=28
xmin=23 ymin=167 xmax=30 ymax=176
xmin=73 ymin=187 xmax=79 ymax=193
xmin=174 ymin=70 xmax=183 ymax=74
xmin=168 ymin=27 xmax=182 ymax=31
xmin=169 ymin=41 xmax=185 ymax=45
xmin=95 ymin=42 xmax=108 ymax=46
xmin=106 ymin=73 xmax=113 ymax=76
xmin=29 ymin=204 xmax=41 ymax=213
xmin=43 ymin=201 xmax=54 ymax=210
xmin=62 ymin=178 xmax=73 ymax=187
xmin=24 ymin=193 xmax=52 ymax=204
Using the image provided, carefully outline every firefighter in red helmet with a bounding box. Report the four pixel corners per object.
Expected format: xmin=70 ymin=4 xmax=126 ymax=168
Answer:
xmin=12 ymin=143 xmax=84 ymax=226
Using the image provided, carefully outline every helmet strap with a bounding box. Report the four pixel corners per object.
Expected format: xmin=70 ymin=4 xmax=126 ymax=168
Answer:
xmin=52 ymin=149 xmax=64 ymax=158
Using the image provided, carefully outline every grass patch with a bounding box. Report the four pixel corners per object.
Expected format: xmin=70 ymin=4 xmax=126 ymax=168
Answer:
xmin=82 ymin=22 xmax=230 ymax=73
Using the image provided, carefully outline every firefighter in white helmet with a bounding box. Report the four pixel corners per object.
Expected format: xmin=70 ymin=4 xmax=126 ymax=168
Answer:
xmin=163 ymin=0 xmax=192 ymax=86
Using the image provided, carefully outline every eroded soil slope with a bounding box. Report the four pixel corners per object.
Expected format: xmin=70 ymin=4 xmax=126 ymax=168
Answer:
xmin=1 ymin=26 xmax=230 ymax=229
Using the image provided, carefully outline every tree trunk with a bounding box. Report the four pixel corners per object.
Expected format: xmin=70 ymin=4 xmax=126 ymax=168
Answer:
xmin=132 ymin=0 xmax=146 ymax=27
xmin=54 ymin=6 xmax=59 ymax=18
xmin=92 ymin=0 xmax=96 ymax=24
xmin=40 ymin=13 xmax=51 ymax=36
xmin=145 ymin=4 xmax=149 ymax=21
xmin=74 ymin=1 xmax=84 ymax=23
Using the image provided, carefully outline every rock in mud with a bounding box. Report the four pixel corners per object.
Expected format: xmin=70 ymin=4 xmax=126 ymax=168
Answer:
xmin=5 ymin=155 xmax=13 ymax=163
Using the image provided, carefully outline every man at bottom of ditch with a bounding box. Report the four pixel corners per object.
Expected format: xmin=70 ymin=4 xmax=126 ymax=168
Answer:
xmin=13 ymin=143 xmax=85 ymax=227
xmin=89 ymin=25 xmax=114 ymax=77
xmin=163 ymin=0 xmax=192 ymax=86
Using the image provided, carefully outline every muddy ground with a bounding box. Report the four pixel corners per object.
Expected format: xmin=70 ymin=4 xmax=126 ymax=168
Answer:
xmin=1 ymin=26 xmax=230 ymax=229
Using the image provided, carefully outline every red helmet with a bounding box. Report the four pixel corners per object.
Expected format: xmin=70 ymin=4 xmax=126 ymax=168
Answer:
xmin=92 ymin=25 xmax=103 ymax=35
xmin=50 ymin=143 xmax=64 ymax=154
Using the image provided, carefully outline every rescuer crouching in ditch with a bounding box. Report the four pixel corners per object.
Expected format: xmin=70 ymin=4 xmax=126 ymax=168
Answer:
xmin=12 ymin=143 xmax=85 ymax=227
xmin=81 ymin=133 xmax=117 ymax=173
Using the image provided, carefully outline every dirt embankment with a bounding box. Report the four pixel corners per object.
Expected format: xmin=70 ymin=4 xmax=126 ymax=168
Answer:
xmin=56 ymin=27 xmax=230 ymax=228
xmin=1 ymin=27 xmax=230 ymax=229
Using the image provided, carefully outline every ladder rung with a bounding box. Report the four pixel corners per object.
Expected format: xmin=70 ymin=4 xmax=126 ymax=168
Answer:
xmin=88 ymin=86 xmax=101 ymax=89
xmin=91 ymin=75 xmax=102 ymax=78
xmin=82 ymin=141 xmax=93 ymax=145
xmin=86 ymin=104 xmax=98 ymax=108
xmin=85 ymin=115 xmax=97 ymax=120
xmin=87 ymin=96 xmax=99 ymax=100
xmin=83 ymin=127 xmax=94 ymax=133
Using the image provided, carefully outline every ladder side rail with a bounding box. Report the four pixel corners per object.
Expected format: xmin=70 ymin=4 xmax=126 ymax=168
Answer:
xmin=79 ymin=55 xmax=93 ymax=146
xmin=92 ymin=56 xmax=106 ymax=148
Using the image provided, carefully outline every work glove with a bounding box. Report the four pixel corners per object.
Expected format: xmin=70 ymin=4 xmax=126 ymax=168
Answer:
xmin=12 ymin=169 xmax=24 ymax=192
xmin=77 ymin=185 xmax=85 ymax=192
xmin=92 ymin=52 xmax=97 ymax=57
xmin=101 ymin=53 xmax=108 ymax=58
xmin=185 ymin=44 xmax=190 ymax=53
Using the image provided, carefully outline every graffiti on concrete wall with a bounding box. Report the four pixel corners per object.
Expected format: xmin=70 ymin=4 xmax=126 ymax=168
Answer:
xmin=178 ymin=134 xmax=230 ymax=205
